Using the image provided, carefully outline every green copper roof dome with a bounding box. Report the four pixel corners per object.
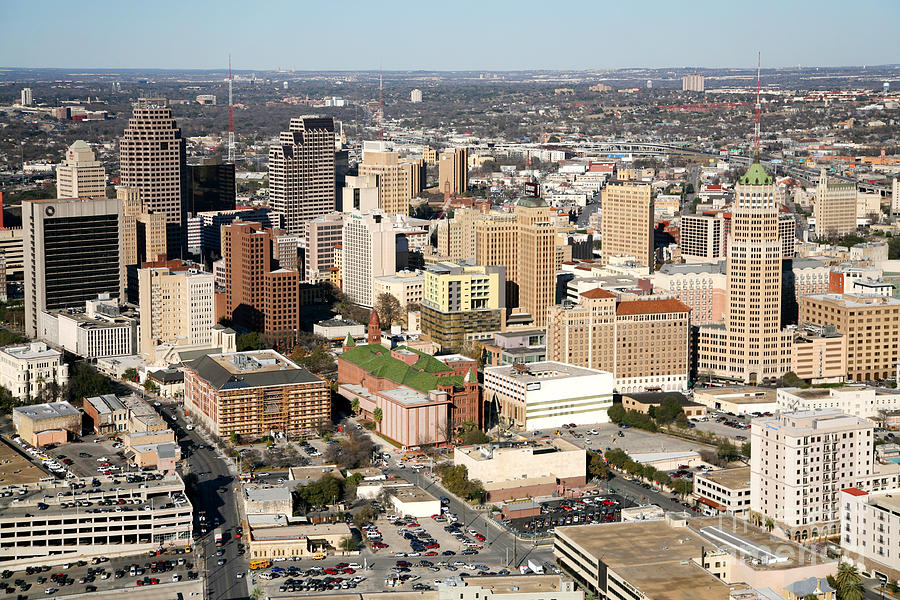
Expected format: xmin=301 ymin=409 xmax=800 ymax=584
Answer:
xmin=517 ymin=196 xmax=548 ymax=208
xmin=740 ymin=160 xmax=772 ymax=185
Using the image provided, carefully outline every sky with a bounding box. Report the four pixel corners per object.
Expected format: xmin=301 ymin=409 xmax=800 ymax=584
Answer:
xmin=2 ymin=0 xmax=898 ymax=72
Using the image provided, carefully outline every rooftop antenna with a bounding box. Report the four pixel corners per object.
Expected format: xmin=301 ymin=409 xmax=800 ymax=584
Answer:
xmin=379 ymin=67 xmax=384 ymax=141
xmin=754 ymin=52 xmax=761 ymax=156
xmin=227 ymin=54 xmax=235 ymax=163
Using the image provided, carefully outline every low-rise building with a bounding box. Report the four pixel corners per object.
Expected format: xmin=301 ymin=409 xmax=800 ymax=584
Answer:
xmin=38 ymin=295 xmax=138 ymax=358
xmin=247 ymin=522 xmax=354 ymax=560
xmin=483 ymin=329 xmax=547 ymax=367
xmin=692 ymin=386 xmax=778 ymax=415
xmin=83 ymin=394 xmax=129 ymax=434
xmin=373 ymin=270 xmax=425 ymax=309
xmin=244 ymin=484 xmax=293 ymax=517
xmin=438 ymin=575 xmax=583 ymax=600
xmin=790 ymin=324 xmax=846 ymax=383
xmin=777 ymin=385 xmax=900 ymax=420
xmin=0 ymin=342 xmax=69 ymax=400
xmin=390 ymin=485 xmax=441 ymax=518
xmin=483 ymin=361 xmax=614 ymax=431
xmin=621 ymin=392 xmax=707 ymax=418
xmin=147 ymin=368 xmax=184 ymax=398
xmin=12 ymin=401 xmax=81 ymax=446
xmin=313 ymin=316 xmax=365 ymax=343
xmin=693 ymin=467 xmax=752 ymax=516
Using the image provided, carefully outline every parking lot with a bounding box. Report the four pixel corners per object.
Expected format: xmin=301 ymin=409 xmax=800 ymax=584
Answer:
xmin=49 ymin=438 xmax=133 ymax=478
xmin=690 ymin=412 xmax=754 ymax=441
xmin=509 ymin=493 xmax=630 ymax=536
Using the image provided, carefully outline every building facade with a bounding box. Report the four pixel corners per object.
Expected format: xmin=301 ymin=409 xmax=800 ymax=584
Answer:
xmin=373 ymin=270 xmax=425 ymax=309
xmin=600 ymin=181 xmax=654 ymax=269
xmin=305 ymin=212 xmax=344 ymax=282
xmin=56 ymin=140 xmax=106 ymax=199
xmin=814 ymin=169 xmax=857 ymax=239
xmin=841 ymin=487 xmax=900 ymax=582
xmin=438 ymin=147 xmax=468 ymax=197
xmin=358 ymin=143 xmax=422 ymax=216
xmin=341 ymin=212 xmax=397 ymax=308
xmin=680 ymin=213 xmax=726 ymax=262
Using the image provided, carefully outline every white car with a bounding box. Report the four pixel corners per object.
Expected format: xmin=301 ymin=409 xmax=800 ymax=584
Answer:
xmin=96 ymin=456 xmax=108 ymax=462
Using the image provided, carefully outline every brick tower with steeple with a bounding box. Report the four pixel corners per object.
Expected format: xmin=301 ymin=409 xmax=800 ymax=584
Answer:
xmin=368 ymin=309 xmax=381 ymax=345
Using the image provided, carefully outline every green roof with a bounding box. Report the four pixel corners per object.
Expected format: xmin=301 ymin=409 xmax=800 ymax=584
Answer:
xmin=740 ymin=160 xmax=772 ymax=185
xmin=340 ymin=344 xmax=463 ymax=393
xmin=517 ymin=196 xmax=548 ymax=208
xmin=344 ymin=333 xmax=355 ymax=347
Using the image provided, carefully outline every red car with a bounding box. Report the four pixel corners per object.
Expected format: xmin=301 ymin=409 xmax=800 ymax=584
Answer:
xmin=372 ymin=542 xmax=388 ymax=549
xmin=343 ymin=568 xmax=355 ymax=574
xmin=425 ymin=542 xmax=439 ymax=549
xmin=474 ymin=534 xmax=486 ymax=541
xmin=324 ymin=568 xmax=338 ymax=575
xmin=407 ymin=523 xmax=420 ymax=527
xmin=150 ymin=579 xmax=159 ymax=585
xmin=136 ymin=580 xmax=144 ymax=587
xmin=335 ymin=563 xmax=349 ymax=569
xmin=424 ymin=551 xmax=438 ymax=556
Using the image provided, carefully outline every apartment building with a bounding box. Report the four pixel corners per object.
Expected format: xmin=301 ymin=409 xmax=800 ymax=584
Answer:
xmin=56 ymin=140 xmax=106 ymax=199
xmin=358 ymin=143 xmax=422 ymax=215
xmin=373 ymin=270 xmax=425 ymax=309
xmin=23 ymin=197 xmax=124 ymax=338
xmin=841 ymin=487 xmax=900 ymax=581
xmin=342 ymin=212 xmax=397 ymax=307
xmin=682 ymin=73 xmax=705 ymax=92
xmin=600 ymin=181 xmax=654 ymax=269
xmin=268 ymin=116 xmax=336 ymax=235
xmin=649 ymin=262 xmax=726 ymax=324
xmin=436 ymin=207 xmax=481 ymax=261
xmin=680 ymin=213 xmax=726 ymax=262
xmin=184 ymin=350 xmax=330 ymax=439
xmin=692 ymin=467 xmax=751 ymax=516
xmin=438 ymin=147 xmax=468 ymax=196
xmin=750 ymin=409 xmax=900 ymax=541
xmin=138 ymin=259 xmax=215 ymax=362
xmin=0 ymin=228 xmax=24 ymax=277
xmin=800 ymin=293 xmax=900 ymax=382
xmin=546 ymin=290 xmax=690 ymax=393
xmin=777 ymin=385 xmax=900 ymax=420
xmin=0 ymin=474 xmax=192 ymax=566
xmin=421 ymin=261 xmax=505 ymax=351
xmin=118 ymin=98 xmax=185 ymax=254
xmin=814 ymin=169 xmax=857 ymax=239
xmin=0 ymin=342 xmax=69 ymax=402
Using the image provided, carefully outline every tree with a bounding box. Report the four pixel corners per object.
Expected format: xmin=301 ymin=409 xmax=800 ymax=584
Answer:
xmin=295 ymin=475 xmax=344 ymax=509
xmin=143 ymin=379 xmax=159 ymax=394
xmin=588 ymin=451 xmax=610 ymax=480
xmin=250 ymin=587 xmax=262 ymax=600
xmin=716 ymin=441 xmax=741 ymax=463
xmin=741 ymin=442 xmax=751 ymax=458
xmin=834 ymin=563 xmax=862 ymax=592
xmin=351 ymin=398 xmax=360 ymax=415
xmin=230 ymin=431 xmax=239 ymax=445
xmin=122 ymin=368 xmax=139 ymax=382
xmin=461 ymin=427 xmax=490 ymax=445
xmin=764 ymin=517 xmax=774 ymax=533
xmin=65 ymin=362 xmax=112 ymax=403
xmin=339 ymin=536 xmax=359 ymax=552
xmin=374 ymin=293 xmax=402 ymax=327
xmin=373 ymin=407 xmax=383 ymax=424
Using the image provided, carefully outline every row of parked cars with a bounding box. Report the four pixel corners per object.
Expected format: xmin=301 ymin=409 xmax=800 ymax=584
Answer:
xmin=11 ymin=435 xmax=74 ymax=478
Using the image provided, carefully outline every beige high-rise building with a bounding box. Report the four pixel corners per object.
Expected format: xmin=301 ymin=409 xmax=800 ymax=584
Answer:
xmin=438 ymin=147 xmax=468 ymax=197
xmin=546 ymin=290 xmax=691 ymax=392
xmin=358 ymin=143 xmax=422 ymax=215
xmin=138 ymin=260 xmax=215 ymax=361
xmin=436 ymin=207 xmax=481 ymax=261
xmin=680 ymin=213 xmax=726 ymax=262
xmin=119 ymin=187 xmax=166 ymax=269
xmin=118 ymin=98 xmax=185 ymax=254
xmin=893 ymin=177 xmax=900 ymax=216
xmin=600 ymin=181 xmax=654 ymax=269
xmin=340 ymin=174 xmax=379 ymax=212
xmin=697 ymin=161 xmax=793 ymax=384
xmin=56 ymin=140 xmax=106 ymax=199
xmin=681 ymin=73 xmax=705 ymax=92
xmin=815 ymin=168 xmax=857 ymax=239
xmin=268 ymin=116 xmax=336 ymax=235
xmin=422 ymin=146 xmax=437 ymax=166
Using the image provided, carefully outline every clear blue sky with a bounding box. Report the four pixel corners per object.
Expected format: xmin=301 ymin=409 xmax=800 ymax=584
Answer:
xmin=2 ymin=0 xmax=897 ymax=71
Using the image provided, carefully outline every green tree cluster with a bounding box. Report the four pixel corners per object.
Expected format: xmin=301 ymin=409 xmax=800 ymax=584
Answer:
xmin=435 ymin=463 xmax=486 ymax=504
xmin=294 ymin=474 xmax=344 ymax=511
xmin=607 ymin=404 xmax=658 ymax=432
xmin=648 ymin=394 xmax=686 ymax=425
xmin=829 ymin=563 xmax=864 ymax=600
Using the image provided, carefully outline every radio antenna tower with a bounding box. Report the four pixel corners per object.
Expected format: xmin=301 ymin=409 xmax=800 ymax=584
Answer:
xmin=378 ymin=67 xmax=384 ymax=141
xmin=754 ymin=52 xmax=761 ymax=155
xmin=227 ymin=54 xmax=235 ymax=163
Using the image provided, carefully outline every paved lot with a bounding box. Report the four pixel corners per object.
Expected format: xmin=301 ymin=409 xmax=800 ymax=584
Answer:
xmin=509 ymin=494 xmax=629 ymax=536
xmin=0 ymin=438 xmax=47 ymax=485
xmin=690 ymin=413 xmax=752 ymax=441
xmin=546 ymin=421 xmax=713 ymax=456
xmin=50 ymin=438 xmax=131 ymax=478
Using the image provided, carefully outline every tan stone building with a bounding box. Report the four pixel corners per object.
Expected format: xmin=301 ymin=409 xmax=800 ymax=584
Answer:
xmin=358 ymin=145 xmax=422 ymax=215
xmin=436 ymin=206 xmax=481 ymax=261
xmin=600 ymin=181 xmax=654 ymax=268
xmin=800 ymin=293 xmax=900 ymax=382
xmin=814 ymin=168 xmax=857 ymax=239
xmin=546 ymin=290 xmax=691 ymax=392
xmin=119 ymin=186 xmax=166 ymax=269
xmin=12 ymin=401 xmax=81 ymax=446
xmin=56 ymin=140 xmax=106 ymax=199
xmin=438 ymin=147 xmax=468 ymax=197
xmin=247 ymin=523 xmax=354 ymax=559
xmin=791 ymin=325 xmax=847 ymax=383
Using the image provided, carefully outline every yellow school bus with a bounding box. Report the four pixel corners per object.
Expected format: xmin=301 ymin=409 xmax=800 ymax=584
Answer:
xmin=250 ymin=559 xmax=272 ymax=570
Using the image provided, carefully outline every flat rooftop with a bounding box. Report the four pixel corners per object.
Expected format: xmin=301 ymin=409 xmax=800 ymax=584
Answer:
xmin=391 ymin=485 xmax=437 ymax=504
xmin=1 ymin=342 xmax=61 ymax=360
xmin=245 ymin=485 xmax=292 ymax=503
xmin=188 ymin=350 xmax=323 ymax=390
xmin=694 ymin=386 xmax=776 ymax=403
xmin=697 ymin=467 xmax=751 ymax=490
xmin=14 ymin=401 xmax=79 ymax=420
xmin=378 ymin=387 xmax=438 ymax=407
xmin=85 ymin=394 xmax=126 ymax=414
xmin=457 ymin=438 xmax=581 ymax=462
xmin=288 ymin=465 xmax=344 ymax=482
xmin=0 ymin=441 xmax=47 ymax=485
xmin=249 ymin=522 xmax=351 ymax=541
xmin=486 ymin=361 xmax=605 ymax=382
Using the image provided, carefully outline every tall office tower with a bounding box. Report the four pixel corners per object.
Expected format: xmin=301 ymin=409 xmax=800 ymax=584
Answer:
xmin=814 ymin=168 xmax=856 ymax=237
xmin=341 ymin=212 xmax=397 ymax=308
xmin=475 ymin=211 xmax=519 ymax=307
xmin=56 ymin=141 xmax=106 ymax=199
xmin=680 ymin=213 xmax=726 ymax=262
xmin=357 ymin=142 xmax=422 ymax=216
xmin=185 ymin=157 xmax=236 ymax=215
xmin=436 ymin=207 xmax=481 ymax=261
xmin=516 ymin=199 xmax=557 ymax=327
xmin=221 ymin=222 xmax=300 ymax=334
xmin=601 ymin=181 xmax=654 ymax=269
xmin=410 ymin=89 xmax=423 ymax=103
xmin=138 ymin=260 xmax=215 ymax=361
xmin=697 ymin=160 xmax=793 ymax=384
xmin=422 ymin=147 xmax=437 ymax=166
xmin=681 ymin=73 xmax=705 ymax=92
xmin=23 ymin=198 xmax=124 ymax=338
xmin=438 ymin=147 xmax=468 ymax=197
xmin=20 ymin=88 xmax=32 ymax=106
xmin=893 ymin=177 xmax=900 ymax=216
xmin=118 ymin=98 xmax=186 ymax=256
xmin=119 ymin=187 xmax=167 ymax=303
xmin=305 ymin=212 xmax=344 ymax=282
xmin=268 ymin=116 xmax=336 ymax=235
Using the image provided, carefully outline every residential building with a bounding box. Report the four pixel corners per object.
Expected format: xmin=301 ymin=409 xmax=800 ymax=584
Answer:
xmin=436 ymin=206 xmax=481 ymax=261
xmin=138 ymin=259 xmax=216 ymax=362
xmin=221 ymin=221 xmax=300 ymax=334
xmin=184 ymin=157 xmax=236 ymax=214
xmin=373 ymin=270 xmax=425 ymax=309
xmin=483 ymin=361 xmax=614 ymax=431
xmin=118 ymin=98 xmax=186 ymax=254
xmin=358 ymin=143 xmax=422 ymax=215
xmin=692 ymin=467 xmax=752 ymax=516
xmin=305 ymin=212 xmax=344 ymax=282
xmin=56 ymin=140 xmax=106 ymax=199
xmin=777 ymin=385 xmax=900 ymax=420
xmin=12 ymin=401 xmax=81 ymax=446
xmin=23 ymin=197 xmax=124 ymax=338
xmin=421 ymin=261 xmax=505 ymax=351
xmin=272 ymin=231 xmax=300 ymax=270
xmin=37 ymin=294 xmax=138 ymax=358
xmin=814 ymin=168 xmax=856 ymax=239
xmin=20 ymin=88 xmax=32 ymax=106
xmin=183 ymin=350 xmax=330 ymax=439
xmin=268 ymin=116 xmax=336 ymax=235
xmin=546 ymin=291 xmax=691 ymax=393
xmin=516 ymin=198 xmax=558 ymax=327
xmin=0 ymin=342 xmax=69 ymax=401
xmin=0 ymin=474 xmax=192 ymax=565
xmin=680 ymin=213 xmax=726 ymax=262
xmin=750 ymin=409 xmax=900 ymax=541
xmin=342 ymin=212 xmax=397 ymax=307
xmin=682 ymin=73 xmax=705 ymax=92
xmin=410 ymin=89 xmax=423 ymax=103
xmin=438 ymin=147 xmax=468 ymax=197
xmin=649 ymin=262 xmax=727 ymax=324
xmin=339 ymin=174 xmax=379 ymax=213
xmin=600 ymin=181 xmax=654 ymax=269
xmin=840 ymin=487 xmax=900 ymax=582
xmin=800 ymin=293 xmax=900 ymax=382
xmin=454 ymin=439 xmax=586 ymax=501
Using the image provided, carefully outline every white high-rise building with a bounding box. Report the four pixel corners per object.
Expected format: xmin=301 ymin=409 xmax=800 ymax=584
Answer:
xmin=840 ymin=487 xmax=900 ymax=579
xmin=341 ymin=212 xmax=396 ymax=308
xmin=681 ymin=74 xmax=705 ymax=92
xmin=56 ymin=140 xmax=106 ymax=199
xmin=892 ymin=177 xmax=900 ymax=216
xmin=410 ymin=89 xmax=423 ymax=103
xmin=20 ymin=88 xmax=33 ymax=106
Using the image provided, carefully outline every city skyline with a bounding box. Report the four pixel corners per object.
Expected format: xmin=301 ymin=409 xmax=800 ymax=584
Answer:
xmin=2 ymin=0 xmax=899 ymax=71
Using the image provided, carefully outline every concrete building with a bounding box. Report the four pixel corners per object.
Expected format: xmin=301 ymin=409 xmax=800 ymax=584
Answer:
xmin=483 ymin=361 xmax=613 ymax=431
xmin=119 ymin=186 xmax=167 ymax=287
xmin=0 ymin=473 xmax=192 ymax=566
xmin=0 ymin=342 xmax=69 ymax=401
xmin=82 ymin=393 xmax=167 ymax=435
xmin=436 ymin=206 xmax=481 ymax=262
xmin=800 ymin=293 xmax=900 ymax=382
xmin=358 ymin=143 xmax=422 ymax=216
xmin=601 ymin=181 xmax=654 ymax=269
xmin=680 ymin=213 xmax=726 ymax=262
xmin=621 ymin=392 xmax=707 ymax=418
xmin=221 ymin=221 xmax=300 ymax=334
xmin=38 ymin=294 xmax=137 ymax=358
xmin=840 ymin=487 xmax=900 ymax=582
xmin=483 ymin=329 xmax=546 ymax=367
xmin=20 ymin=87 xmax=32 ymax=106
xmin=193 ymin=206 xmax=281 ymax=261
xmin=546 ymin=291 xmax=691 ymax=393
xmin=313 ymin=316 xmax=365 ymax=342
xmin=750 ymin=409 xmax=899 ymax=541
xmin=12 ymin=401 xmax=81 ymax=446
xmin=339 ymin=174 xmax=379 ymax=213
xmin=138 ymin=260 xmax=215 ymax=362
xmin=438 ymin=147 xmax=468 ymax=197
xmin=243 ymin=484 xmax=293 ymax=517
xmin=247 ymin=522 xmax=352 ymax=560
xmin=682 ymin=73 xmax=705 ymax=92
xmin=814 ymin=168 xmax=857 ymax=239
xmin=268 ymin=116 xmax=336 ymax=235
xmin=649 ymin=262 xmax=727 ymax=324
xmin=56 ymin=140 xmax=106 ymax=199
xmin=790 ymin=324 xmax=847 ymax=383
xmin=420 ymin=261 xmax=505 ymax=351
xmin=0 ymin=228 xmax=24 ymax=278
xmin=374 ymin=270 xmax=425 ymax=309
xmin=305 ymin=212 xmax=344 ymax=282
xmin=23 ymin=197 xmax=124 ymax=338
xmin=692 ymin=386 xmax=778 ymax=415
xmin=692 ymin=467 xmax=751 ymax=516
xmin=454 ymin=439 xmax=586 ymax=501
xmin=183 ymin=350 xmax=330 ymax=439
xmin=410 ymin=89 xmax=423 ymax=103
xmin=777 ymin=385 xmax=900 ymax=420
xmin=341 ymin=212 xmax=397 ymax=308
xmin=118 ymin=98 xmax=186 ymax=254
xmin=389 ymin=485 xmax=440 ymax=518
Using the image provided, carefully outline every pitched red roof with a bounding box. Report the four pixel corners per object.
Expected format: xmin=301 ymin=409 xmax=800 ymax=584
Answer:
xmin=842 ymin=487 xmax=868 ymax=497
xmin=580 ymin=288 xmax=617 ymax=299
xmin=615 ymin=299 xmax=691 ymax=315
